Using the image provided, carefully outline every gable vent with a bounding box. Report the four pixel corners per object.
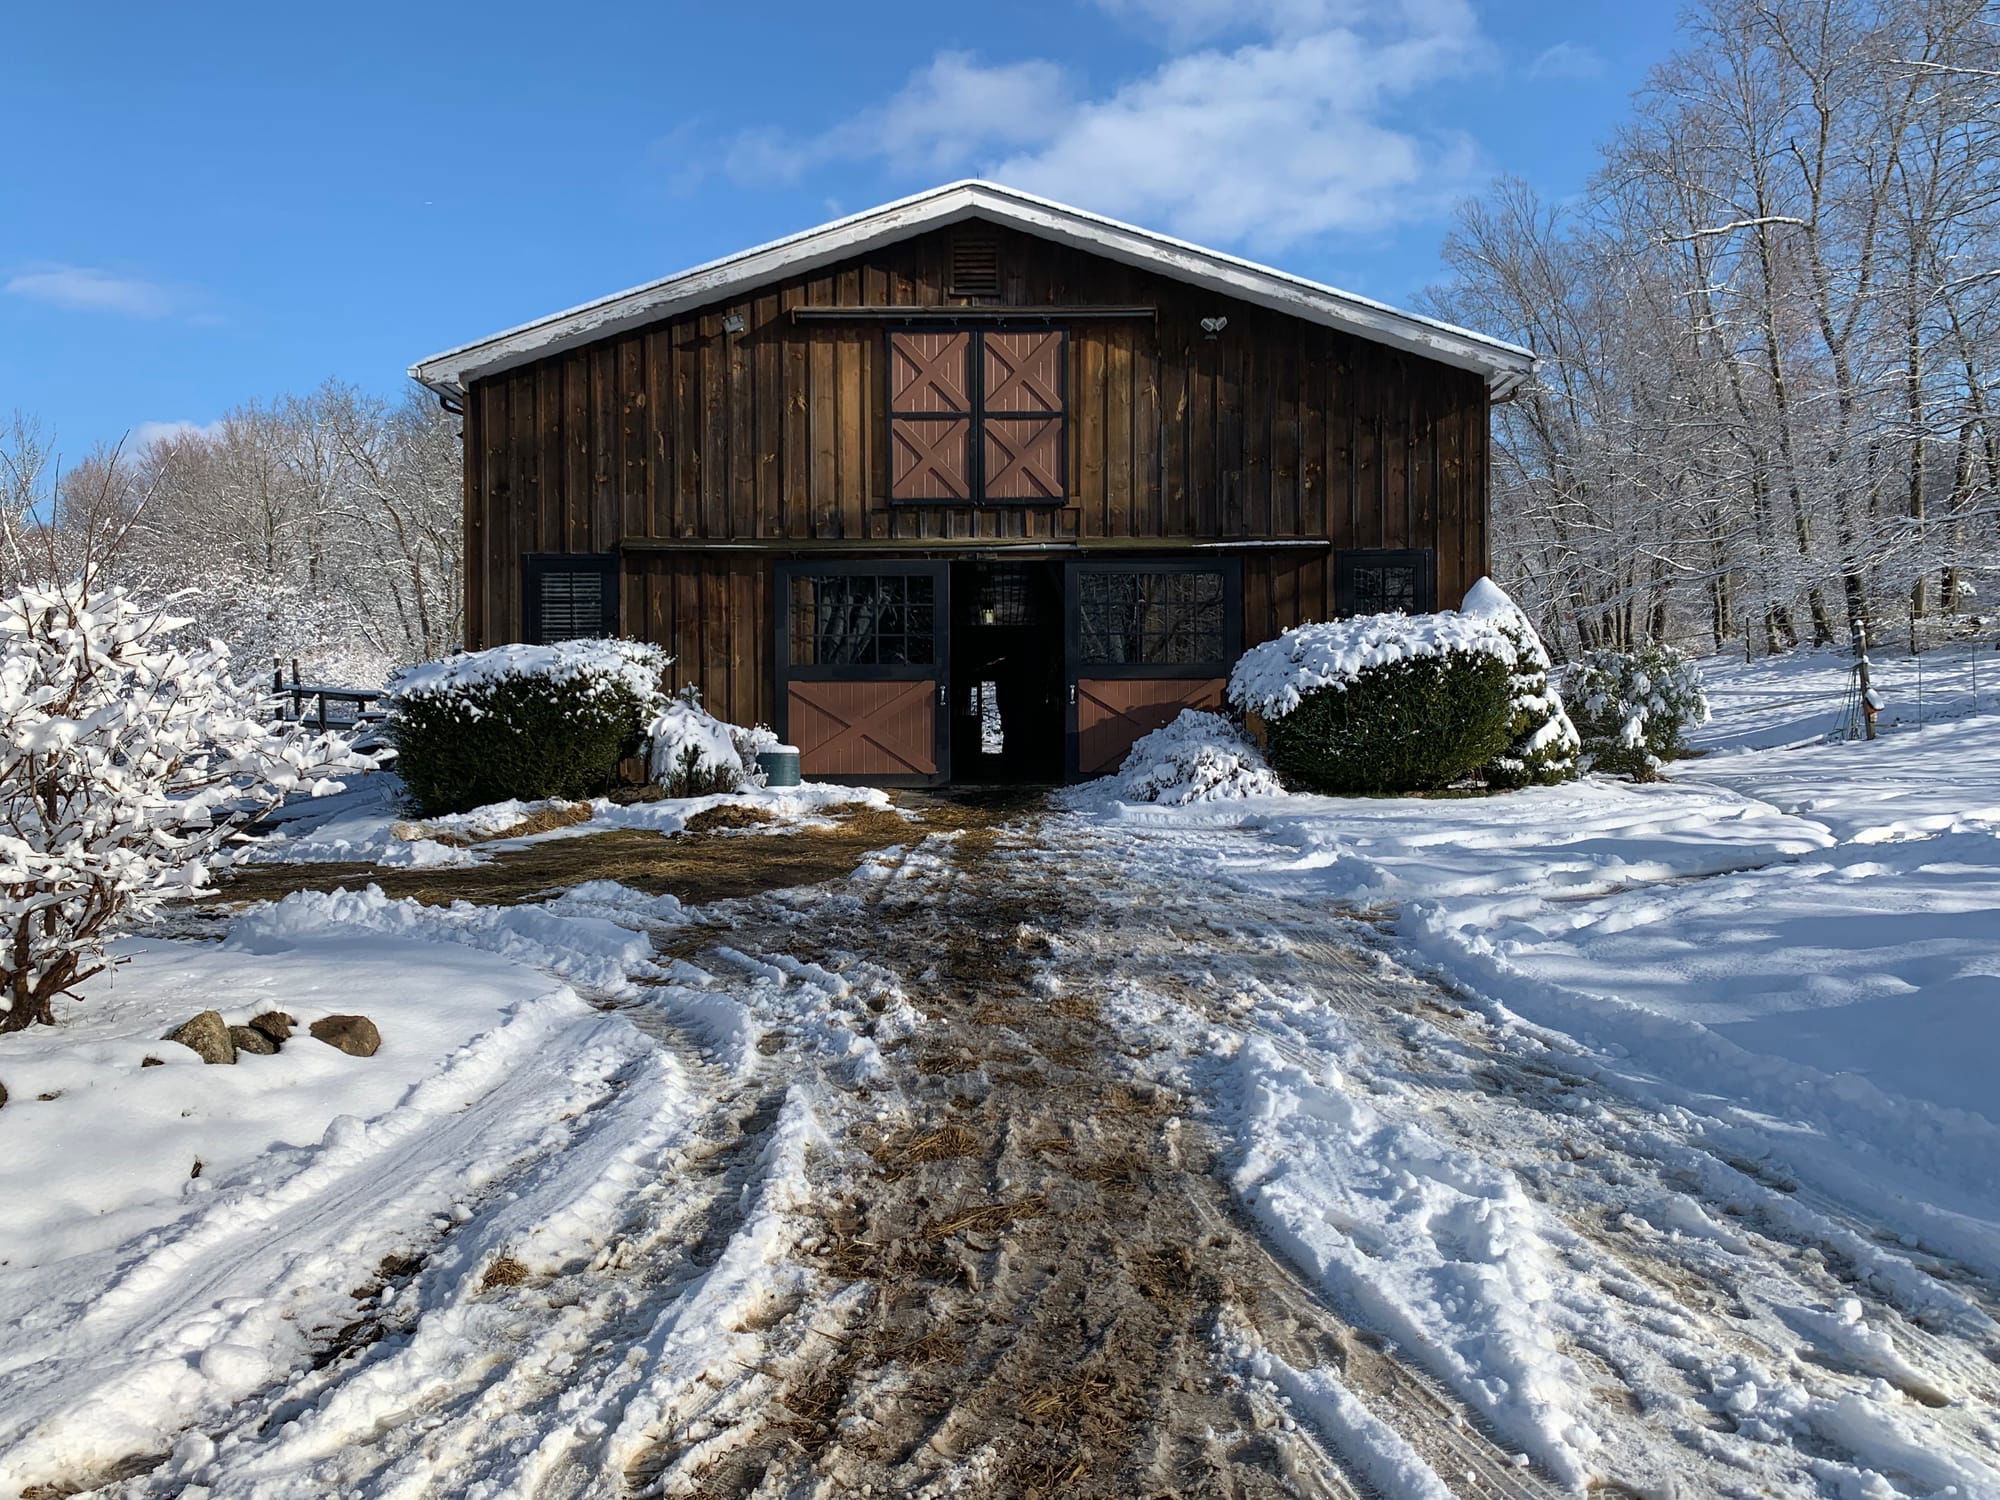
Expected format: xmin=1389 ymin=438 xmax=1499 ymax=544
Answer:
xmin=949 ymin=236 xmax=1001 ymax=298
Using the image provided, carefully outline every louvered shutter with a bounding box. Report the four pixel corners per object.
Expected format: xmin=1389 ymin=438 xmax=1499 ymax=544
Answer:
xmin=889 ymin=332 xmax=972 ymax=501
xmin=524 ymin=554 xmax=619 ymax=642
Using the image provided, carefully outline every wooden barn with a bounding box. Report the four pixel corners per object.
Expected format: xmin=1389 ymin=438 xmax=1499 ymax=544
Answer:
xmin=411 ymin=181 xmax=1535 ymax=785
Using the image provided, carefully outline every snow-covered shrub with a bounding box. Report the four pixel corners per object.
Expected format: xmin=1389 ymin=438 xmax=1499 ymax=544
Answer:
xmin=0 ymin=579 xmax=360 ymax=1031
xmin=1111 ymin=709 xmax=1287 ymax=804
xmin=1230 ymin=611 xmax=1517 ymax=794
xmin=1561 ymin=645 xmax=1710 ymax=781
xmin=1461 ymin=578 xmax=1581 ymax=789
xmin=644 ymin=690 xmax=780 ymax=798
xmin=388 ymin=639 xmax=666 ymax=815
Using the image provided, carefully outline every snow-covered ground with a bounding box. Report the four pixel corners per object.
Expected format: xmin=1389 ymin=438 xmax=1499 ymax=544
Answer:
xmin=1089 ymin=648 xmax=2000 ymax=1261
xmin=0 ymin=888 xmax=689 ymax=1491
xmin=1060 ymin=647 xmax=2000 ymax=1494
xmin=4 ymin=647 xmax=1999 ymax=1499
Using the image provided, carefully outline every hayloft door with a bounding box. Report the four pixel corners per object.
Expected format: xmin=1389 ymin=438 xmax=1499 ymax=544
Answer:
xmin=1064 ymin=560 xmax=1241 ymax=781
xmin=776 ymin=561 xmax=951 ymax=785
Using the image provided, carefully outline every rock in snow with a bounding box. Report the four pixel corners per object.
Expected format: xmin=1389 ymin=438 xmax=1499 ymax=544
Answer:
xmin=248 ymin=1010 xmax=295 ymax=1043
xmin=228 ymin=1025 xmax=279 ymax=1056
xmin=310 ymin=1014 xmax=382 ymax=1057
xmin=164 ymin=1011 xmax=236 ymax=1065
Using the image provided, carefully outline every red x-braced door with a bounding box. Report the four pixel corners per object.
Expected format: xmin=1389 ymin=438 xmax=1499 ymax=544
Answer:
xmin=777 ymin=561 xmax=950 ymax=785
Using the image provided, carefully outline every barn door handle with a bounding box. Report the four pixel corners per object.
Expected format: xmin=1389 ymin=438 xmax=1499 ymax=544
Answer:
xmin=1068 ymin=684 xmax=1077 ymax=706
xmin=938 ymin=683 xmax=947 ymax=707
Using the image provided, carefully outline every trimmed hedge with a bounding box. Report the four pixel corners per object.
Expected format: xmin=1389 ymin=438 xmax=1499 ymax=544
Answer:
xmin=389 ymin=641 xmax=664 ymax=815
xmin=1262 ymin=650 xmax=1516 ymax=794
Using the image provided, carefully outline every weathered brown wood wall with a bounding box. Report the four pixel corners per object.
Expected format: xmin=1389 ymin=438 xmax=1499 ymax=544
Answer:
xmin=462 ymin=219 xmax=1491 ymax=728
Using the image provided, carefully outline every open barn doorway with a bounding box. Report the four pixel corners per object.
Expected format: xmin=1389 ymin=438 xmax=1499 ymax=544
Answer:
xmin=950 ymin=561 xmax=1065 ymax=783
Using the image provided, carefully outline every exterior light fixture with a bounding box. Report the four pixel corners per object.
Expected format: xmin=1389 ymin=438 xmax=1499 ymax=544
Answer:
xmin=1200 ymin=316 xmax=1228 ymax=338
xmin=721 ymin=313 xmax=747 ymax=334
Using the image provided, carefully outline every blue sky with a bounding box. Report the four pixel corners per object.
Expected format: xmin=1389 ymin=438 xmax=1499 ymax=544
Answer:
xmin=1 ymin=1 xmax=1681 ymax=458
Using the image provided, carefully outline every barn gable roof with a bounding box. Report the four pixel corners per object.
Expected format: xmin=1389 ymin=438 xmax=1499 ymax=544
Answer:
xmin=410 ymin=180 xmax=1536 ymax=400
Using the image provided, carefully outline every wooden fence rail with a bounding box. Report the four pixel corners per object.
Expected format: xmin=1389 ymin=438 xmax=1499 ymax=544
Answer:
xmin=270 ymin=658 xmax=387 ymax=731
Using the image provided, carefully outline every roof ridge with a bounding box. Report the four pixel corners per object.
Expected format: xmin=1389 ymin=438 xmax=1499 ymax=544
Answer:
xmin=410 ymin=181 xmax=1534 ymax=398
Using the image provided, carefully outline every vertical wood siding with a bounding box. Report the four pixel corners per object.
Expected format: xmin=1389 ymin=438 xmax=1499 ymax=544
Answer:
xmin=461 ymin=221 xmax=1494 ymax=718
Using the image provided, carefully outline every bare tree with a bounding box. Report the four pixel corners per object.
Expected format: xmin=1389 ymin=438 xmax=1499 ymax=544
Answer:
xmin=1429 ymin=0 xmax=2000 ymax=664
xmin=30 ymin=381 xmax=471 ymax=684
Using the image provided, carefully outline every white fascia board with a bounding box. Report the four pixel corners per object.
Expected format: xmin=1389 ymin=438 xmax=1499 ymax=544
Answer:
xmin=409 ymin=181 xmax=1536 ymax=399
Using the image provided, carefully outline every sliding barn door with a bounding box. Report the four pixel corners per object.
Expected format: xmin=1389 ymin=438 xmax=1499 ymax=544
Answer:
xmin=777 ymin=562 xmax=950 ymax=785
xmin=1065 ymin=560 xmax=1241 ymax=780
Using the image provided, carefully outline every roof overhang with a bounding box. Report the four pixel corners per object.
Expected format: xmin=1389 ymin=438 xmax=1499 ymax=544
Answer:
xmin=410 ymin=180 xmax=1537 ymax=401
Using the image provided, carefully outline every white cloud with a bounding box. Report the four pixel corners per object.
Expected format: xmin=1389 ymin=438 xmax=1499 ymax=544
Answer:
xmin=724 ymin=54 xmax=1073 ymax=185
xmin=1527 ymin=41 xmax=1604 ymax=80
xmin=128 ymin=419 xmax=224 ymax=453
xmin=3 ymin=265 xmax=176 ymax=318
xmin=1094 ymin=0 xmax=1372 ymax=45
xmin=715 ymin=0 xmax=1492 ymax=253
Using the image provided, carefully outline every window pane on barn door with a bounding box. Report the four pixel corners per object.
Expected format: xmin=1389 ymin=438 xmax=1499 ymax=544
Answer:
xmin=1336 ymin=549 xmax=1433 ymax=618
xmin=1077 ymin=570 xmax=1226 ymax=665
xmin=789 ymin=573 xmax=937 ymax=666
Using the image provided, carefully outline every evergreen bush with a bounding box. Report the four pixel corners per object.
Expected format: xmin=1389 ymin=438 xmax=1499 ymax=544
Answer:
xmin=389 ymin=640 xmax=665 ymax=815
xmin=1461 ymin=580 xmax=1582 ymax=789
xmin=645 ymin=690 xmax=782 ymax=798
xmin=1259 ymin=651 xmax=1515 ymax=793
xmin=1228 ymin=579 xmax=1580 ymax=796
xmin=1561 ymin=645 xmax=1710 ymax=781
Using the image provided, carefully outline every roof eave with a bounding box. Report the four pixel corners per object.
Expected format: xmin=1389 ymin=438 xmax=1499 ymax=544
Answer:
xmin=409 ymin=181 xmax=1536 ymax=399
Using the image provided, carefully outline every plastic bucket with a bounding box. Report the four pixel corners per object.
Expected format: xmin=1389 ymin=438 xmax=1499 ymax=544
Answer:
xmin=757 ymin=745 xmax=802 ymax=788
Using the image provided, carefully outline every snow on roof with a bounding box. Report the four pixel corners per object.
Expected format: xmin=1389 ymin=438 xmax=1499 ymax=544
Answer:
xmin=409 ymin=180 xmax=1537 ymax=400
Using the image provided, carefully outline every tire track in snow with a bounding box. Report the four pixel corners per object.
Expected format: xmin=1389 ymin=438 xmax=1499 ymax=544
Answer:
xmin=647 ymin=810 xmax=1563 ymax=1500
xmin=1040 ymin=813 xmax=2000 ymax=1498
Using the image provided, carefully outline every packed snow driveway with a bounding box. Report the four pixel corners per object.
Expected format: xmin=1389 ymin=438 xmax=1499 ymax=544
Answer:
xmin=11 ymin=794 xmax=2000 ymax=1498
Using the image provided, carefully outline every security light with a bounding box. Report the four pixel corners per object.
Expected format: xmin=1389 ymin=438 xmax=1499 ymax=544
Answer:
xmin=721 ymin=313 xmax=747 ymax=334
xmin=1200 ymin=316 xmax=1228 ymax=338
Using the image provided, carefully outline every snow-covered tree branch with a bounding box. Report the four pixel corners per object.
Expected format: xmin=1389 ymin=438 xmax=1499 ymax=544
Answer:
xmin=0 ymin=575 xmax=364 ymax=1030
xmin=1426 ymin=0 xmax=2000 ymax=660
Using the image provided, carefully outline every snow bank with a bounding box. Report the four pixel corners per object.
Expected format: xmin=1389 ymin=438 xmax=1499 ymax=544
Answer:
xmin=1224 ymin=1323 xmax=1456 ymax=1500
xmin=645 ymin=698 xmax=780 ymax=790
xmin=1230 ymin=608 xmax=1520 ymax=718
xmin=232 ymin=770 xmax=891 ymax=870
xmin=588 ymin=781 xmax=891 ymax=835
xmin=0 ymin=923 xmax=607 ymax=1272
xmin=234 ymin=884 xmax=665 ymax=997
xmin=388 ymin=638 xmax=667 ymax=706
xmin=0 ymin=879 xmax=708 ymax=1492
xmin=231 ymin=774 xmax=481 ymax=868
xmin=1102 ymin=710 xmax=1287 ymax=805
